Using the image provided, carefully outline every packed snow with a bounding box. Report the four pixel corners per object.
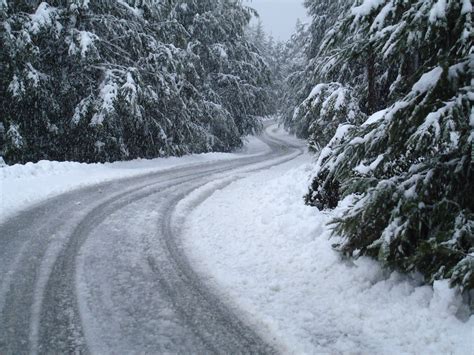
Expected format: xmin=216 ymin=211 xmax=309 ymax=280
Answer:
xmin=181 ymin=154 xmax=473 ymax=354
xmin=0 ymin=136 xmax=269 ymax=223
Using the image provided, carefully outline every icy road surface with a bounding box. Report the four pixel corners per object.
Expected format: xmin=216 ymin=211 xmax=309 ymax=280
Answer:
xmin=0 ymin=123 xmax=304 ymax=353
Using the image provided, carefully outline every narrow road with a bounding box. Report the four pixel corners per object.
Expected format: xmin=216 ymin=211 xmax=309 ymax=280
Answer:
xmin=0 ymin=123 xmax=304 ymax=354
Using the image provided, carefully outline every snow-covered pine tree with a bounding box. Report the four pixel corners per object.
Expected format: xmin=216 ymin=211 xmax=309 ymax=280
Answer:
xmin=281 ymin=0 xmax=356 ymax=143
xmin=304 ymin=0 xmax=352 ymax=58
xmin=169 ymin=0 xmax=271 ymax=138
xmin=1 ymin=0 xmax=271 ymax=163
xmin=279 ymin=19 xmax=313 ymax=135
xmin=248 ymin=19 xmax=266 ymax=53
xmin=305 ymin=0 xmax=473 ymax=292
xmin=246 ymin=21 xmax=285 ymax=116
xmin=292 ymin=82 xmax=363 ymax=150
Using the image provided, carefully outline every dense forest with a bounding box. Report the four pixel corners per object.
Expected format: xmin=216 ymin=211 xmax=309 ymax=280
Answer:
xmin=1 ymin=0 xmax=473 ymax=296
xmin=0 ymin=0 xmax=272 ymax=163
xmin=281 ymin=0 xmax=473 ymax=295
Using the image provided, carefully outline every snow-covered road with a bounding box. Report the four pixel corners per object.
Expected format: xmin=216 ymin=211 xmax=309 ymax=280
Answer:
xmin=0 ymin=123 xmax=304 ymax=353
xmin=1 ymin=122 xmax=471 ymax=354
xmin=182 ymin=140 xmax=473 ymax=354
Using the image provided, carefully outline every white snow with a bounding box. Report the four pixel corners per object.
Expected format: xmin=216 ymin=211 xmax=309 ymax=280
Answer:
xmin=332 ymin=123 xmax=353 ymax=142
xmin=362 ymin=108 xmax=387 ymax=126
xmin=461 ymin=0 xmax=473 ymax=15
xmin=8 ymin=75 xmax=23 ymax=97
xmin=307 ymin=83 xmax=325 ymax=100
xmin=121 ymin=72 xmax=138 ymax=105
xmin=181 ymin=157 xmax=473 ymax=354
xmin=429 ymin=0 xmax=447 ymax=23
xmin=322 ymin=86 xmax=346 ymax=112
xmin=351 ymin=0 xmax=385 ymax=18
xmin=0 ymin=136 xmax=269 ymax=224
xmin=5 ymin=124 xmax=23 ymax=149
xmin=212 ymin=44 xmax=228 ymax=59
xmin=2 ymin=122 xmax=472 ymax=353
xmin=26 ymin=63 xmax=42 ymax=87
xmin=29 ymin=2 xmax=57 ymax=34
xmin=414 ymin=100 xmax=455 ymax=141
xmin=78 ymin=31 xmax=97 ymax=57
xmin=91 ymin=72 xmax=118 ymax=125
xmin=370 ymin=2 xmax=394 ymax=31
xmin=301 ymin=83 xmax=354 ymax=120
xmin=72 ymin=96 xmax=92 ymax=124
xmin=412 ymin=66 xmax=443 ymax=93
xmin=354 ymin=154 xmax=384 ymax=175
xmin=116 ymin=0 xmax=143 ymax=17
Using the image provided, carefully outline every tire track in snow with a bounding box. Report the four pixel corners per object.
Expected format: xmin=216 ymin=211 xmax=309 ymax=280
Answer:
xmin=0 ymin=124 xmax=305 ymax=353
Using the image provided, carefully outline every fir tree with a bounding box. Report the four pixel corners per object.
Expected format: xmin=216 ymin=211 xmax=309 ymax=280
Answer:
xmin=302 ymin=0 xmax=473 ymax=293
xmin=0 ymin=0 xmax=272 ymax=163
xmin=281 ymin=0 xmax=354 ymax=141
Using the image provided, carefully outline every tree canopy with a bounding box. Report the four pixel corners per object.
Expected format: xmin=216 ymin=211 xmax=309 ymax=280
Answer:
xmin=286 ymin=0 xmax=473 ymax=293
xmin=1 ymin=0 xmax=272 ymax=163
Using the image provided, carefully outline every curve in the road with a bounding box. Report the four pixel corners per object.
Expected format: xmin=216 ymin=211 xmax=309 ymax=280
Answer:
xmin=0 ymin=124 xmax=304 ymax=354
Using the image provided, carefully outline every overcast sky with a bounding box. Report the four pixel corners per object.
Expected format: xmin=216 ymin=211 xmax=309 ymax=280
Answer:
xmin=244 ymin=0 xmax=309 ymax=41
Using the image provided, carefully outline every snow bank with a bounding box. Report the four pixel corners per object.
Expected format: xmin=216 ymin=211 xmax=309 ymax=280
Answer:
xmin=182 ymin=157 xmax=473 ymax=354
xmin=0 ymin=136 xmax=269 ymax=223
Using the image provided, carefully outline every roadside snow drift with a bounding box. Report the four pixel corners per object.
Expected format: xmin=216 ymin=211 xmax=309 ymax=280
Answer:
xmin=0 ymin=136 xmax=268 ymax=223
xmin=182 ymin=156 xmax=473 ymax=354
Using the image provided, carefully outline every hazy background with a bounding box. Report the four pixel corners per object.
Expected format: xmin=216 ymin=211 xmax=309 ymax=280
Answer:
xmin=244 ymin=0 xmax=309 ymax=41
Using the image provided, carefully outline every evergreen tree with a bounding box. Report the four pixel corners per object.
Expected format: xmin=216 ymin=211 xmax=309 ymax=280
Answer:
xmin=303 ymin=0 xmax=473 ymax=292
xmin=279 ymin=20 xmax=313 ymax=134
xmin=0 ymin=0 xmax=272 ymax=163
xmin=246 ymin=21 xmax=284 ymax=116
xmin=281 ymin=0 xmax=354 ymax=141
